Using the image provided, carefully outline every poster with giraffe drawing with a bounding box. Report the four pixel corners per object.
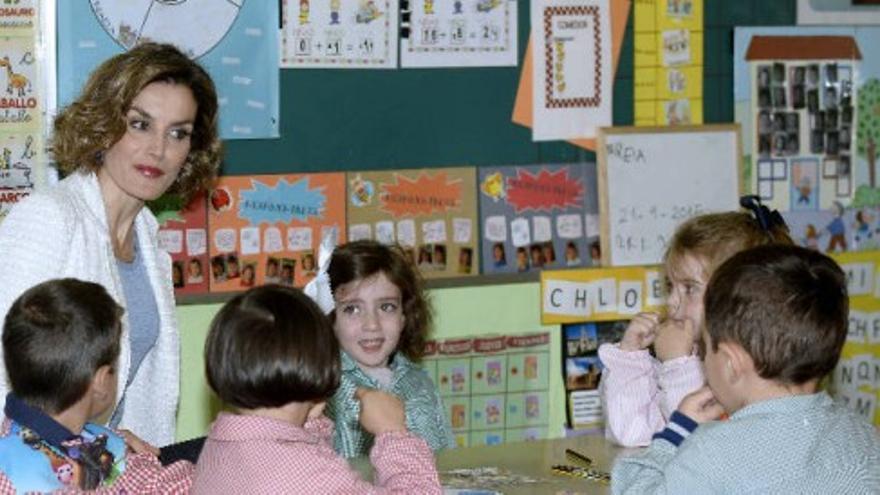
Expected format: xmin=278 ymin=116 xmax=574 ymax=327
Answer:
xmin=0 ymin=35 xmax=38 ymax=131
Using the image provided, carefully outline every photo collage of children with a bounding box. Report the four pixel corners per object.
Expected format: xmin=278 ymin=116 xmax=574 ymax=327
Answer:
xmin=756 ymin=61 xmax=853 ymax=164
xmin=479 ymin=163 xmax=600 ymax=274
xmin=347 ymin=167 xmax=479 ymax=280
xmin=206 ymin=173 xmax=346 ymax=293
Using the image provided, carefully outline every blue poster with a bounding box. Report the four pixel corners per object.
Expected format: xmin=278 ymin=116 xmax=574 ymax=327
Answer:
xmin=57 ymin=0 xmax=279 ymax=140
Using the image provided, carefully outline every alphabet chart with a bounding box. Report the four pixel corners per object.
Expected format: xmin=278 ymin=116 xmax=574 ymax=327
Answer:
xmin=207 ymin=173 xmax=347 ymax=292
xmin=281 ymin=0 xmax=398 ymax=68
xmin=633 ymin=0 xmax=704 ymax=126
xmin=531 ymin=0 xmax=613 ymax=141
xmin=346 ymin=167 xmax=478 ymax=279
xmin=400 ymin=0 xmax=518 ymax=68
xmin=830 ymin=250 xmax=880 ymax=427
xmin=478 ymin=163 xmax=599 ymax=274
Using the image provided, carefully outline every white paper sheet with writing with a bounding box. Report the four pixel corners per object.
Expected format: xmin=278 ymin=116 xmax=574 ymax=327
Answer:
xmin=400 ymin=0 xmax=518 ymax=68
xmin=281 ymin=0 xmax=399 ymax=68
xmin=531 ymin=0 xmax=613 ymax=141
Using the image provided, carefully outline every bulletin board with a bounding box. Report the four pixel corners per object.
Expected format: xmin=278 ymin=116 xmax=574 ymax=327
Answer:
xmin=216 ymin=0 xmax=796 ymax=179
xmin=597 ymin=124 xmax=742 ymax=266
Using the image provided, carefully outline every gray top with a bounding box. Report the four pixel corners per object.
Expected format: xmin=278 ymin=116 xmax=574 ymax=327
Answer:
xmin=612 ymin=392 xmax=880 ymax=494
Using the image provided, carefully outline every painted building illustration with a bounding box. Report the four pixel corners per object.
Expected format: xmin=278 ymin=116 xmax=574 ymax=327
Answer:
xmin=745 ymin=35 xmax=860 ymax=211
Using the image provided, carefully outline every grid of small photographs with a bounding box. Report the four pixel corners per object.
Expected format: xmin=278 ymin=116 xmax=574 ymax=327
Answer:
xmin=756 ymin=61 xmax=854 ymax=199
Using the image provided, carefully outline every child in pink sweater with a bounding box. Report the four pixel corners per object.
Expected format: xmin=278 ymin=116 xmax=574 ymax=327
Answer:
xmin=192 ymin=285 xmax=441 ymax=494
xmin=599 ymin=206 xmax=792 ymax=447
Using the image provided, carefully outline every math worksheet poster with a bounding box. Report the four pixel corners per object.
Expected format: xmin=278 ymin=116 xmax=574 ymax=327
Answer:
xmin=346 ymin=167 xmax=478 ymax=279
xmin=531 ymin=0 xmax=612 ymax=141
xmin=57 ymin=1 xmax=280 ymax=139
xmin=208 ymin=173 xmax=347 ymax=292
xmin=478 ymin=163 xmax=600 ymax=274
xmin=400 ymin=0 xmax=518 ymax=68
xmin=155 ymin=194 xmax=210 ymax=297
xmin=281 ymin=0 xmax=399 ymax=68
xmin=633 ymin=0 xmax=704 ymax=126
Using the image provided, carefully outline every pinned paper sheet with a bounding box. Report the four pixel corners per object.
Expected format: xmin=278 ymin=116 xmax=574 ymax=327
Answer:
xmin=512 ymin=0 xmax=630 ymax=148
xmin=530 ymin=0 xmax=613 ymax=141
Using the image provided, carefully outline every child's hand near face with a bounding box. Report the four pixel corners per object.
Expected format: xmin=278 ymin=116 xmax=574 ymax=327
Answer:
xmin=356 ymin=388 xmax=406 ymax=435
xmin=654 ymin=318 xmax=698 ymax=362
xmin=619 ymin=312 xmax=661 ymax=351
xmin=678 ymin=386 xmax=725 ymax=423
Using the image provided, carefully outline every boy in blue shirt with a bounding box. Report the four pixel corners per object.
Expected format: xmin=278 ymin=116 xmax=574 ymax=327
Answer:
xmin=613 ymin=245 xmax=880 ymax=494
xmin=0 ymin=279 xmax=191 ymax=493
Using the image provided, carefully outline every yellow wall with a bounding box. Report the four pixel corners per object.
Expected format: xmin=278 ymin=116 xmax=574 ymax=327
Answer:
xmin=175 ymin=281 xmax=564 ymax=441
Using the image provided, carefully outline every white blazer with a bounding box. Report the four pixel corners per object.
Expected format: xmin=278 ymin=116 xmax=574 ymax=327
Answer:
xmin=0 ymin=171 xmax=179 ymax=446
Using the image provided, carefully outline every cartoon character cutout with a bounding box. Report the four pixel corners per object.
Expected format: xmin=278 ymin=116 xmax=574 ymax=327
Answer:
xmin=825 ymin=201 xmax=847 ymax=253
xmin=330 ymin=0 xmax=341 ymax=24
xmin=0 ymin=55 xmax=31 ymax=97
xmin=299 ymin=0 xmax=310 ymax=25
xmin=480 ymin=172 xmax=505 ymax=201
xmin=349 ymin=174 xmax=375 ymax=207
xmin=356 ymin=0 xmax=382 ymax=23
xmin=477 ymin=0 xmax=502 ymax=12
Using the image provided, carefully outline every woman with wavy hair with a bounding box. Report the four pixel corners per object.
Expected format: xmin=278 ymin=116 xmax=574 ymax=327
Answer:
xmin=0 ymin=43 xmax=222 ymax=448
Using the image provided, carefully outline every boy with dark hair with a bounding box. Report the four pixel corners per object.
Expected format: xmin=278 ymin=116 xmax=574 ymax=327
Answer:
xmin=612 ymin=245 xmax=880 ymax=494
xmin=0 ymin=279 xmax=192 ymax=493
xmin=192 ymin=284 xmax=440 ymax=494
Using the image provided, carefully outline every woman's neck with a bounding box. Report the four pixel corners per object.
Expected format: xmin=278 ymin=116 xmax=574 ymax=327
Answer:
xmin=97 ymin=172 xmax=144 ymax=262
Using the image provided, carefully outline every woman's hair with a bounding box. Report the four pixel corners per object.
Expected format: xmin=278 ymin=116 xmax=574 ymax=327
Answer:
xmin=328 ymin=240 xmax=433 ymax=362
xmin=52 ymin=42 xmax=222 ymax=203
xmin=665 ymin=211 xmax=794 ymax=280
xmin=204 ymin=285 xmax=340 ymax=409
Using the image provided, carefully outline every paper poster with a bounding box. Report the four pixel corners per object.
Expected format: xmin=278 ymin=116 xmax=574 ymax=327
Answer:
xmin=425 ymin=332 xmax=551 ymax=446
xmin=400 ymin=0 xmax=517 ymax=68
xmin=798 ymin=0 xmax=880 ymax=25
xmin=346 ymin=167 xmax=478 ymax=279
xmin=0 ymin=1 xmax=37 ymax=31
xmin=531 ymin=0 xmax=612 ymax=141
xmin=828 ymin=250 xmax=880 ymax=427
xmin=0 ymin=131 xmax=37 ymax=222
xmin=479 ymin=163 xmax=600 ymax=275
xmin=208 ymin=173 xmax=347 ymax=292
xmin=57 ymin=1 xmax=279 ymax=139
xmin=155 ymin=193 xmax=210 ymax=296
xmin=281 ymin=0 xmax=399 ymax=68
xmin=562 ymin=320 xmax=625 ymax=429
xmin=0 ymin=34 xmax=40 ymax=131
xmin=633 ymin=0 xmax=704 ymax=126
xmin=734 ymin=26 xmax=880 ymax=234
xmin=0 ymin=1 xmax=45 ymax=227
xmin=511 ymin=0 xmax=630 ymax=151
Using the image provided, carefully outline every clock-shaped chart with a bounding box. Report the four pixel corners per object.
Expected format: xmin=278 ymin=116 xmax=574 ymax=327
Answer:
xmin=89 ymin=0 xmax=242 ymax=58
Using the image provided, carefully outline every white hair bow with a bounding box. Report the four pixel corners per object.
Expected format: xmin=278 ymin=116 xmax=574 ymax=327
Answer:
xmin=303 ymin=231 xmax=336 ymax=314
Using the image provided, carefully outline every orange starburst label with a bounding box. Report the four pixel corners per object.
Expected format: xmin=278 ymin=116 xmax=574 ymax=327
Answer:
xmin=379 ymin=172 xmax=462 ymax=217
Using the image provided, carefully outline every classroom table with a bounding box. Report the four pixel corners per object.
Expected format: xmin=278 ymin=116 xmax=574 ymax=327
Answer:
xmin=354 ymin=434 xmax=637 ymax=495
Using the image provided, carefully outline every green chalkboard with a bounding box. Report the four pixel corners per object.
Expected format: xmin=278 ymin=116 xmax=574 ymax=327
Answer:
xmin=220 ymin=0 xmax=796 ymax=176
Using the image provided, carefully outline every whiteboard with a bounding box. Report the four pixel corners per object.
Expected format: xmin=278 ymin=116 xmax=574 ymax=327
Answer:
xmin=598 ymin=125 xmax=742 ymax=267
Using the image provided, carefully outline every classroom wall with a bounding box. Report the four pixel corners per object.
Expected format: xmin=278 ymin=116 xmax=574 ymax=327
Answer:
xmin=175 ymin=281 xmax=562 ymax=441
